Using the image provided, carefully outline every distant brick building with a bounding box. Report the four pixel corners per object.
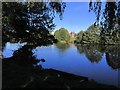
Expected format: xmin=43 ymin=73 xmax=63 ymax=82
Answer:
xmin=70 ymin=32 xmax=77 ymax=38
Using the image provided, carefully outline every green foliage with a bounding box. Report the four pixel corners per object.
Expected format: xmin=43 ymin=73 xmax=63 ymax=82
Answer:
xmin=105 ymin=45 xmax=120 ymax=69
xmin=54 ymin=28 xmax=70 ymax=43
xmin=89 ymin=1 xmax=120 ymax=32
xmin=99 ymin=24 xmax=120 ymax=45
xmin=70 ymin=38 xmax=75 ymax=43
xmin=76 ymin=24 xmax=101 ymax=44
xmin=76 ymin=31 xmax=84 ymax=43
xmin=2 ymin=2 xmax=66 ymax=47
xmin=88 ymin=1 xmax=120 ymax=45
xmin=76 ymin=24 xmax=120 ymax=45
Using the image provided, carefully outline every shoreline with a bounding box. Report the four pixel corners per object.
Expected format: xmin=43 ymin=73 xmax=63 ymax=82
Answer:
xmin=3 ymin=57 xmax=118 ymax=89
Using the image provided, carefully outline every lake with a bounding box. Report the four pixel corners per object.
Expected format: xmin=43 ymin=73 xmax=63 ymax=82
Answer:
xmin=2 ymin=42 xmax=120 ymax=88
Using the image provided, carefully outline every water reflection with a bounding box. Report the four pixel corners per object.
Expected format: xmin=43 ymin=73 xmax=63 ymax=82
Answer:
xmin=105 ymin=45 xmax=120 ymax=69
xmin=76 ymin=44 xmax=120 ymax=69
xmin=55 ymin=42 xmax=70 ymax=52
xmin=32 ymin=44 xmax=119 ymax=87
xmin=3 ymin=43 xmax=120 ymax=70
xmin=76 ymin=44 xmax=104 ymax=63
xmin=2 ymin=43 xmax=120 ymax=88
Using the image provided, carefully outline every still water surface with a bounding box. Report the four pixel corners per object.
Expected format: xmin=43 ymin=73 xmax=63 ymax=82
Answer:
xmin=3 ymin=42 xmax=120 ymax=87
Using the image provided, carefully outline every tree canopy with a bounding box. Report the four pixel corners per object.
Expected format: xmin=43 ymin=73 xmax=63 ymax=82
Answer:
xmin=76 ymin=23 xmax=120 ymax=44
xmin=76 ymin=24 xmax=101 ymax=44
xmin=76 ymin=31 xmax=84 ymax=43
xmin=2 ymin=2 xmax=66 ymax=48
xmin=54 ymin=28 xmax=70 ymax=43
xmin=89 ymin=1 xmax=120 ymax=34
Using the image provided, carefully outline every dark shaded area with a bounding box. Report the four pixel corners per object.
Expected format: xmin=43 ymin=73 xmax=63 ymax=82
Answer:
xmin=105 ymin=45 xmax=120 ymax=69
xmin=2 ymin=2 xmax=66 ymax=49
xmin=2 ymin=53 xmax=117 ymax=89
xmin=2 ymin=2 xmax=66 ymax=88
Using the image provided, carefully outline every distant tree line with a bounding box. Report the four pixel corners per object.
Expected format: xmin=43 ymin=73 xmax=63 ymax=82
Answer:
xmin=76 ymin=24 xmax=120 ymax=45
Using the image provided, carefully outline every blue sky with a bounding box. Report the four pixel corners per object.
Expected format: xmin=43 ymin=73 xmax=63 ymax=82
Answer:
xmin=53 ymin=2 xmax=97 ymax=33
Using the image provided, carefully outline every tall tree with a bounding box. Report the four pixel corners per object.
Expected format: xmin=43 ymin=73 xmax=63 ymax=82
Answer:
xmin=2 ymin=2 xmax=66 ymax=47
xmin=89 ymin=0 xmax=120 ymax=34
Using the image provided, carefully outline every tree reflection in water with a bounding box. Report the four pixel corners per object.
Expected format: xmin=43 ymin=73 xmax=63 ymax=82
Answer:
xmin=105 ymin=45 xmax=120 ymax=69
xmin=55 ymin=42 xmax=70 ymax=52
xmin=76 ymin=44 xmax=120 ymax=70
xmin=76 ymin=44 xmax=104 ymax=63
